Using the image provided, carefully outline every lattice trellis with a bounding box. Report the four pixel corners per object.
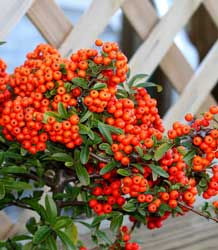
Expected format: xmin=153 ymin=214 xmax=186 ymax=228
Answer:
xmin=0 ymin=0 xmax=218 ymax=239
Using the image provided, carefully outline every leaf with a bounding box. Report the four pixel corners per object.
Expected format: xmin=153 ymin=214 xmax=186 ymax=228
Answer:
xmin=33 ymin=225 xmax=51 ymax=244
xmin=0 ymin=152 xmax=4 ymax=166
xmin=117 ymin=169 xmax=131 ymax=176
xmin=154 ymin=142 xmax=173 ymax=161
xmin=132 ymin=164 xmax=144 ymax=174
xmin=79 ymin=124 xmax=95 ymax=140
xmin=65 ymin=223 xmax=78 ymax=244
xmin=128 ymin=73 xmax=148 ymax=87
xmin=0 ymin=166 xmax=27 ymax=174
xmin=53 ymin=217 xmax=73 ymax=230
xmin=45 ymin=195 xmax=57 ymax=225
xmin=183 ymin=149 xmax=196 ymax=166
xmin=0 ymin=41 xmax=6 ymax=45
xmin=148 ymin=164 xmax=169 ymax=178
xmin=91 ymin=214 xmax=110 ymax=227
xmin=110 ymin=213 xmax=123 ymax=232
xmin=71 ymin=77 xmax=88 ymax=89
xmin=135 ymin=81 xmax=163 ymax=92
xmin=46 ymin=235 xmax=58 ymax=250
xmin=56 ymin=230 xmax=76 ymax=250
xmin=99 ymin=143 xmax=113 ymax=155
xmin=75 ymin=163 xmax=90 ymax=185
xmin=51 ymin=153 xmax=73 ymax=162
xmin=2 ymin=180 xmax=32 ymax=190
xmin=98 ymin=122 xmax=112 ymax=144
xmin=58 ymin=102 xmax=68 ymax=119
xmin=96 ymin=230 xmax=111 ymax=244
xmin=135 ymin=146 xmax=143 ymax=157
xmin=80 ymin=144 xmax=89 ymax=164
xmin=60 ymin=64 xmax=67 ymax=75
xmin=106 ymin=124 xmax=124 ymax=135
xmin=0 ymin=183 xmax=5 ymax=200
xmin=99 ymin=161 xmax=117 ymax=175
xmin=80 ymin=110 xmax=92 ymax=123
xmin=92 ymin=82 xmax=107 ymax=90
xmin=122 ymin=200 xmax=137 ymax=212
xmin=26 ymin=217 xmax=37 ymax=234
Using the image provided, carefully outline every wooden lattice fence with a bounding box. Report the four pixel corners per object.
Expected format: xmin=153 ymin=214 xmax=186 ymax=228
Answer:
xmin=0 ymin=0 xmax=218 ymax=240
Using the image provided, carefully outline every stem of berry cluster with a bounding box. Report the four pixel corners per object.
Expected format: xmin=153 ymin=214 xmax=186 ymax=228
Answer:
xmin=178 ymin=202 xmax=218 ymax=223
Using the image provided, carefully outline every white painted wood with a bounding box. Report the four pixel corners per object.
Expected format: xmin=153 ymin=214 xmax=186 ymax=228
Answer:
xmin=59 ymin=0 xmax=125 ymax=57
xmin=164 ymin=40 xmax=218 ymax=129
xmin=0 ymin=0 xmax=34 ymax=39
xmin=129 ymin=0 xmax=203 ymax=77
xmin=27 ymin=0 xmax=72 ymax=48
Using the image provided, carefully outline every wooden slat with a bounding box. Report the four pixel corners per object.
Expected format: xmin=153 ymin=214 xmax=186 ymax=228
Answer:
xmin=27 ymin=0 xmax=72 ymax=48
xmin=129 ymin=0 xmax=202 ymax=77
xmin=0 ymin=212 xmax=13 ymax=240
xmin=164 ymin=40 xmax=218 ymax=129
xmin=123 ymin=0 xmax=193 ymax=92
xmin=204 ymin=0 xmax=218 ymax=27
xmin=123 ymin=0 xmax=216 ymax=114
xmin=0 ymin=0 xmax=34 ymax=39
xmin=59 ymin=0 xmax=125 ymax=57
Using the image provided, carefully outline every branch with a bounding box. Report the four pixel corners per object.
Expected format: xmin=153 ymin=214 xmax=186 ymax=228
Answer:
xmin=178 ymin=202 xmax=218 ymax=223
xmin=90 ymin=152 xmax=110 ymax=163
xmin=5 ymin=201 xmax=34 ymax=211
xmin=59 ymin=200 xmax=86 ymax=208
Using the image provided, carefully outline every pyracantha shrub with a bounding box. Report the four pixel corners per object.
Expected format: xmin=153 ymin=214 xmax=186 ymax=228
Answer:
xmin=0 ymin=40 xmax=218 ymax=250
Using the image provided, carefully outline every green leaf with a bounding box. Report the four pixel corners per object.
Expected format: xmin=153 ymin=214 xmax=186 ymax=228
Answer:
xmin=0 ymin=183 xmax=5 ymax=200
xmin=132 ymin=163 xmax=144 ymax=173
xmin=79 ymin=124 xmax=95 ymax=140
xmin=135 ymin=146 xmax=143 ymax=157
xmin=2 ymin=180 xmax=32 ymax=190
xmin=91 ymin=214 xmax=109 ymax=227
xmin=134 ymin=81 xmax=163 ymax=92
xmin=92 ymin=82 xmax=107 ymax=90
xmin=33 ymin=225 xmax=51 ymax=244
xmin=80 ymin=110 xmax=92 ymax=123
xmin=106 ymin=124 xmax=124 ymax=135
xmin=71 ymin=77 xmax=88 ymax=89
xmin=96 ymin=230 xmax=112 ymax=244
xmin=158 ymin=203 xmax=171 ymax=216
xmin=80 ymin=144 xmax=89 ymax=164
xmin=56 ymin=230 xmax=76 ymax=250
xmin=46 ymin=235 xmax=58 ymax=250
xmin=117 ymin=169 xmax=131 ymax=176
xmin=53 ymin=217 xmax=73 ymax=230
xmin=128 ymin=73 xmax=148 ymax=87
xmin=99 ymin=143 xmax=113 ymax=155
xmin=183 ymin=149 xmax=196 ymax=166
xmin=0 ymin=41 xmax=6 ymax=45
xmin=45 ymin=195 xmax=57 ymax=225
xmin=65 ymin=223 xmax=78 ymax=244
xmin=148 ymin=164 xmax=169 ymax=178
xmin=122 ymin=200 xmax=137 ymax=212
xmin=110 ymin=213 xmax=123 ymax=232
xmin=75 ymin=163 xmax=90 ymax=185
xmin=0 ymin=152 xmax=4 ymax=166
xmin=0 ymin=166 xmax=27 ymax=174
xmin=26 ymin=217 xmax=37 ymax=234
xmin=60 ymin=63 xmax=67 ymax=75
xmin=58 ymin=102 xmax=68 ymax=119
xmin=50 ymin=153 xmax=73 ymax=162
xmin=99 ymin=161 xmax=117 ymax=175
xmin=98 ymin=122 xmax=112 ymax=144
xmin=154 ymin=142 xmax=173 ymax=161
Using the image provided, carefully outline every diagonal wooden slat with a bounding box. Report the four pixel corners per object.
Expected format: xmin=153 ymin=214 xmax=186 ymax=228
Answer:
xmin=129 ymin=0 xmax=203 ymax=77
xmin=164 ymin=40 xmax=218 ymax=129
xmin=204 ymin=0 xmax=218 ymax=27
xmin=59 ymin=0 xmax=125 ymax=57
xmin=123 ymin=0 xmax=216 ymax=115
xmin=27 ymin=0 xmax=72 ymax=48
xmin=0 ymin=0 xmax=34 ymax=40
